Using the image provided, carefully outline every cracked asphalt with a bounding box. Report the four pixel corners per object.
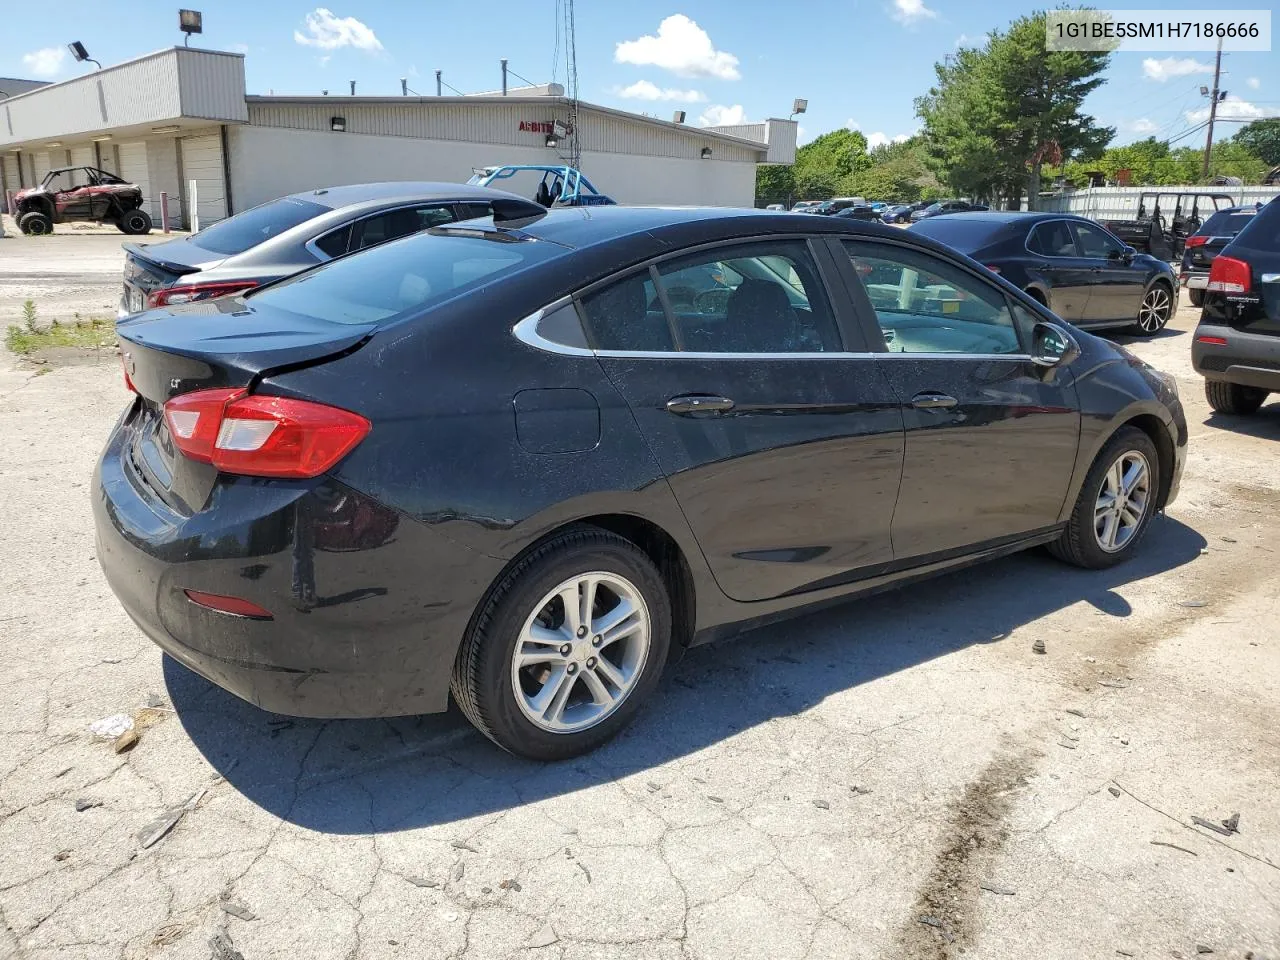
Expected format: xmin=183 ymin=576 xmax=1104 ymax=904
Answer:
xmin=1 ymin=270 xmax=1279 ymax=958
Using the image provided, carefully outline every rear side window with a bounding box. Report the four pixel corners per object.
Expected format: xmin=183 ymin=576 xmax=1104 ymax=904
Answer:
xmin=580 ymin=240 xmax=841 ymax=354
xmin=350 ymin=205 xmax=455 ymax=251
xmin=248 ymin=230 xmax=564 ymax=326
xmin=192 ymin=198 xmax=328 ymax=256
xmin=1027 ymin=221 xmax=1076 ymax=257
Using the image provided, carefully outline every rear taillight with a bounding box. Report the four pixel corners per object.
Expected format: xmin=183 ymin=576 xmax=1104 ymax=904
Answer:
xmin=122 ymin=355 xmax=137 ymax=394
xmin=163 ymin=388 xmax=370 ymax=478
xmin=1184 ymin=235 xmax=1208 ymax=249
xmin=146 ymin=280 xmax=259 ymax=309
xmin=1206 ymin=256 xmax=1251 ymax=294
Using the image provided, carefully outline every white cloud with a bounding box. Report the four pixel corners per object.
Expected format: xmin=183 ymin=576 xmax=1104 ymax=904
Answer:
xmin=615 ymin=15 xmax=741 ymax=80
xmin=1131 ymin=117 xmax=1158 ymax=134
xmin=846 ymin=118 xmax=860 ymax=130
xmin=1247 ymin=76 xmax=1261 ymax=90
xmin=797 ymin=125 xmax=810 ymax=145
xmin=1186 ymin=95 xmax=1280 ymax=124
xmin=866 ymin=132 xmax=912 ymax=150
xmin=892 ymin=0 xmax=937 ymax=24
xmin=617 ymin=80 xmax=706 ymax=102
xmin=955 ymin=33 xmax=976 ymax=47
xmin=21 ymin=47 xmax=66 ymax=78
xmin=699 ymin=104 xmax=748 ymax=127
xmin=1142 ymin=57 xmax=1211 ymax=82
xmin=228 ymin=43 xmax=250 ymax=54
xmin=294 ymin=8 xmax=383 ymax=51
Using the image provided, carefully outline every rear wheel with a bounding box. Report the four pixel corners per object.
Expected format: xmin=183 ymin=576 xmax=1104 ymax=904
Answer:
xmin=119 ymin=209 xmax=153 ymax=235
xmin=1188 ymin=288 xmax=1204 ymax=307
xmin=1049 ymin=426 xmax=1160 ymax=569
xmin=18 ymin=212 xmax=52 ymax=236
xmin=451 ymin=526 xmax=671 ymax=760
xmin=1205 ymin=380 xmax=1268 ymax=416
xmin=1130 ymin=283 xmax=1173 ymax=336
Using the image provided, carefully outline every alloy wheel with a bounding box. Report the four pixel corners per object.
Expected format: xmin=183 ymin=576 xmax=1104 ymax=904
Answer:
xmin=1094 ymin=451 xmax=1151 ymax=553
xmin=1136 ymin=286 xmax=1172 ymax=333
xmin=511 ymin=572 xmax=651 ymax=734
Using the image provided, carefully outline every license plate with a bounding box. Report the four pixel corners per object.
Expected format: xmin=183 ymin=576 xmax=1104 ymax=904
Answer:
xmin=129 ymin=287 xmax=145 ymax=312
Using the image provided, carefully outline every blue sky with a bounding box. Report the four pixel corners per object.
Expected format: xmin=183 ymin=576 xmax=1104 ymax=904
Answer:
xmin=3 ymin=1 xmax=1278 ymax=151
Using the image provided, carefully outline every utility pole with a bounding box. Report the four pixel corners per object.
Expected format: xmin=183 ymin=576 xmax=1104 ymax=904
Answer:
xmin=1202 ymin=38 xmax=1223 ymax=180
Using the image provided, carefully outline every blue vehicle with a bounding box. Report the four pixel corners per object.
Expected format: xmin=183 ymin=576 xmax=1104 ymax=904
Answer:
xmin=466 ymin=165 xmax=617 ymax=207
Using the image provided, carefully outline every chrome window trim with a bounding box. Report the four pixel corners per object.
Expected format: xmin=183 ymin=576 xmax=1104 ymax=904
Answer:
xmin=512 ymin=304 xmax=1030 ymax=363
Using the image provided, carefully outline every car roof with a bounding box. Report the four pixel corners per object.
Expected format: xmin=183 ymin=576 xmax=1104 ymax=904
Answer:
xmin=923 ymin=211 xmax=1082 ymax=224
xmin=285 ymin=181 xmax=518 ymax=211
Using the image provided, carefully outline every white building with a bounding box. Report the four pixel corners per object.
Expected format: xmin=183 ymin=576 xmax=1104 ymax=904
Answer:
xmin=0 ymin=47 xmax=796 ymax=229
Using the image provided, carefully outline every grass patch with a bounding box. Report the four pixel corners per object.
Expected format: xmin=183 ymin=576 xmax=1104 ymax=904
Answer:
xmin=6 ymin=317 xmax=115 ymax=355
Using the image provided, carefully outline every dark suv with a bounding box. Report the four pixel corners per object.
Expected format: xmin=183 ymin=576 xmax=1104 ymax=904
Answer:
xmin=1180 ymin=205 xmax=1261 ymax=306
xmin=1192 ymin=198 xmax=1280 ymax=415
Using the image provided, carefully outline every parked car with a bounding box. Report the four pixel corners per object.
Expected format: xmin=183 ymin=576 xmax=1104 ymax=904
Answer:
xmin=832 ymin=204 xmax=881 ymax=221
xmin=765 ymin=203 xmax=786 ymax=211
xmin=12 ymin=166 xmax=152 ymax=236
xmin=97 ymin=205 xmax=1185 ymax=759
xmin=1191 ymin=197 xmax=1280 ymax=415
xmin=118 ymin=182 xmax=541 ymax=316
xmin=1179 ymin=205 xmax=1260 ymax=306
xmin=1100 ymin=191 xmax=1235 ymax=261
xmin=910 ymin=200 xmax=989 ymax=222
xmin=881 ymin=203 xmax=920 ymax=224
xmin=912 ymin=211 xmax=1178 ymax=336
xmin=790 ymin=201 xmax=822 ymax=213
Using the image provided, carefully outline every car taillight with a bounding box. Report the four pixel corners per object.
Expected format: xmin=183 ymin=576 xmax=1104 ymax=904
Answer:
xmin=163 ymin=388 xmax=370 ymax=478
xmin=1184 ymin=235 xmax=1208 ymax=249
xmin=1197 ymin=335 xmax=1228 ymax=345
xmin=1206 ymin=256 xmax=1251 ymax=294
xmin=146 ymin=280 xmax=259 ymax=309
xmin=121 ymin=355 xmax=137 ymax=394
xmin=184 ymin=589 xmax=273 ymax=620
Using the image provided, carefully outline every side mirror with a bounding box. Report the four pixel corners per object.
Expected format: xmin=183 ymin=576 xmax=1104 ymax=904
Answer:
xmin=1031 ymin=321 xmax=1080 ymax=368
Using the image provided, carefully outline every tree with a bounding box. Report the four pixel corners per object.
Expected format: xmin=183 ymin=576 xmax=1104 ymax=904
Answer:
xmin=1057 ymin=136 xmax=1268 ymax=186
xmin=754 ymin=127 xmax=871 ymax=201
xmin=755 ymin=164 xmax=794 ymax=202
xmin=1232 ymin=118 xmax=1280 ymax=167
xmin=916 ymin=12 xmax=1113 ymax=207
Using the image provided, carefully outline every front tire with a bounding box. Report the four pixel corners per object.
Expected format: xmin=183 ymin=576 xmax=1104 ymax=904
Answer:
xmin=18 ymin=212 xmax=52 ymax=236
xmin=451 ymin=526 xmax=671 ymax=760
xmin=1205 ymin=380 xmax=1268 ymax=415
xmin=119 ymin=209 xmax=152 ymax=235
xmin=1048 ymin=426 xmax=1160 ymax=569
xmin=1130 ymin=283 xmax=1173 ymax=336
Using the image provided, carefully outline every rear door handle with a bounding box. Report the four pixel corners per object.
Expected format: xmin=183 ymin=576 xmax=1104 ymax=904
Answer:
xmin=666 ymin=395 xmax=736 ymax=416
xmin=911 ymin=392 xmax=958 ymax=410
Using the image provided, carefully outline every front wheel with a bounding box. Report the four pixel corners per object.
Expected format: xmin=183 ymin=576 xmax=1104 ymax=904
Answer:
xmin=18 ymin=212 xmax=52 ymax=235
xmin=451 ymin=526 xmax=671 ymax=760
xmin=1130 ymin=283 xmax=1173 ymax=336
xmin=1048 ymin=426 xmax=1160 ymax=569
xmin=119 ymin=209 xmax=153 ymax=235
xmin=1205 ymin=380 xmax=1268 ymax=415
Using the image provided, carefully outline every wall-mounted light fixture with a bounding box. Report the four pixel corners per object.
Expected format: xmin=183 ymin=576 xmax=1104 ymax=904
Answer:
xmin=67 ymin=41 xmax=102 ymax=70
xmin=672 ymin=110 xmax=686 ymax=124
xmin=790 ymin=97 xmax=808 ymax=120
xmin=545 ymin=134 xmax=559 ymax=148
xmin=331 ymin=116 xmax=347 ymax=132
xmin=700 ymin=147 xmax=713 ymax=159
xmin=179 ymin=9 xmax=203 ymax=46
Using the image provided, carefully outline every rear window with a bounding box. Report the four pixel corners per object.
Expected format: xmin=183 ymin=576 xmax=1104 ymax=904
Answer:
xmin=246 ymin=228 xmax=564 ymax=325
xmin=1227 ymin=197 xmax=1279 ymax=251
xmin=911 ymin=217 xmax=1009 ymax=252
xmin=191 ymin=198 xmax=328 ymax=256
xmin=1196 ymin=208 xmax=1257 ymax=237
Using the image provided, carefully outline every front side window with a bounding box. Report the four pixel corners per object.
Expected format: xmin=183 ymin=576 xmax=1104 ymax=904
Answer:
xmin=844 ymin=240 xmax=1023 ymax=356
xmin=580 ymin=240 xmax=841 ymax=354
xmin=1072 ymin=221 xmax=1123 ymax=259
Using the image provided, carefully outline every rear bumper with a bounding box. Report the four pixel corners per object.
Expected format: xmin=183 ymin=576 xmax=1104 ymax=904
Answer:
xmin=1182 ymin=271 xmax=1208 ymax=290
xmin=1192 ymin=323 xmax=1280 ymax=391
xmin=93 ymin=417 xmax=504 ymax=718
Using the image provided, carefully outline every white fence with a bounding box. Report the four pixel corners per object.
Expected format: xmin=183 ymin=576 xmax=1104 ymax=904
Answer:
xmin=1039 ymin=186 xmax=1280 ymax=221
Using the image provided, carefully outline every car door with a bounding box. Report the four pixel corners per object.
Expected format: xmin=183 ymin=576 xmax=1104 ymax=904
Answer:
xmin=579 ymin=237 xmax=906 ymax=602
xmin=1071 ymin=219 xmax=1144 ymax=322
xmin=1025 ymin=219 xmax=1095 ymax=321
xmin=838 ymin=237 xmax=1081 ymax=561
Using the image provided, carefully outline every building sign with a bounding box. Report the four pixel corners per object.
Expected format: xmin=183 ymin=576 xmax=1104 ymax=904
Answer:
xmin=519 ymin=121 xmax=554 ymax=134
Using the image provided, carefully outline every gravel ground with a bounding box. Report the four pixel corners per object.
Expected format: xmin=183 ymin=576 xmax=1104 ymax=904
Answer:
xmin=1 ymin=266 xmax=1278 ymax=959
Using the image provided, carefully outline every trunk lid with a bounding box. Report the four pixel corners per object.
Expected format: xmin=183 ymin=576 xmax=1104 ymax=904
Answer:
xmin=117 ymin=298 xmax=374 ymax=514
xmin=123 ymin=239 xmax=228 ymax=306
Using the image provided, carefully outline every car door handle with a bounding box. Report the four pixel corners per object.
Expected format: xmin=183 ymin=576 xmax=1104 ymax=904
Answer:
xmin=666 ymin=395 xmax=736 ymax=416
xmin=911 ymin=392 xmax=958 ymax=410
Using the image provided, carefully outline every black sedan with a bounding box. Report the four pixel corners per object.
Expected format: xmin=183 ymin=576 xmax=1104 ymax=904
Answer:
xmin=97 ymin=206 xmax=1186 ymax=759
xmin=1179 ymin=205 xmax=1260 ymax=307
xmin=1192 ymin=197 xmax=1280 ymax=415
xmin=119 ymin=182 xmax=540 ymax=315
xmin=910 ymin=200 xmax=988 ymax=222
xmin=832 ymin=204 xmax=881 ymax=221
xmin=912 ymin=212 xmax=1179 ymax=336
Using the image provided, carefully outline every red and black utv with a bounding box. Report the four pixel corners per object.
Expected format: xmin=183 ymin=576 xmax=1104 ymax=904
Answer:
xmin=12 ymin=166 xmax=152 ymax=235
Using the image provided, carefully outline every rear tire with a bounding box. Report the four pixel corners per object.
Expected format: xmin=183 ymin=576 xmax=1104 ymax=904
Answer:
xmin=18 ymin=212 xmax=52 ymax=236
xmin=451 ymin=526 xmax=671 ymax=760
xmin=1048 ymin=426 xmax=1160 ymax=570
xmin=1188 ymin=288 xmax=1204 ymax=307
xmin=1205 ymin=380 xmax=1267 ymax=416
xmin=119 ymin=209 xmax=152 ymax=235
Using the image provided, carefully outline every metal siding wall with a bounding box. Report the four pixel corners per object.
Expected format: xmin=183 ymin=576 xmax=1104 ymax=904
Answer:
xmin=146 ymin=138 xmax=183 ymax=228
xmin=245 ymin=101 xmax=763 ymax=163
xmin=118 ymin=142 xmax=153 ymax=221
xmin=2 ymin=154 xmax=18 ymax=197
xmin=1041 ymin=186 xmax=1280 ymax=220
xmin=176 ymin=50 xmax=248 ymax=122
xmin=180 ymin=133 xmax=227 ymax=225
xmin=33 ymin=151 xmax=51 ymax=183
xmin=69 ymin=145 xmax=94 ymax=184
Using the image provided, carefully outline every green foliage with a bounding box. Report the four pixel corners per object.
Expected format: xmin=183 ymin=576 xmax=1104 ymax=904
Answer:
xmin=1058 ymin=137 xmax=1269 ymax=186
xmin=755 ymin=164 xmax=794 ymax=201
xmin=916 ymin=11 xmax=1113 ymax=205
xmin=1232 ymin=118 xmax=1280 ymax=167
xmin=5 ymin=316 xmax=112 ymax=355
xmin=22 ymin=300 xmax=37 ymax=333
xmin=756 ymin=131 xmax=942 ymax=204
